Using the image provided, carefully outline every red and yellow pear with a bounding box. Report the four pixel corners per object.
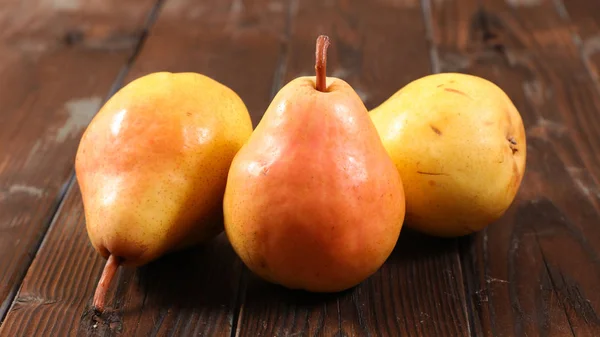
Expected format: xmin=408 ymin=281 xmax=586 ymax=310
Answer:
xmin=223 ymin=36 xmax=406 ymax=292
xmin=75 ymin=72 xmax=253 ymax=312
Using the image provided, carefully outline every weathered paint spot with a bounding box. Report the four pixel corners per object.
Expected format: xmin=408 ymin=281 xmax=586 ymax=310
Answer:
xmin=486 ymin=277 xmax=509 ymax=284
xmin=375 ymin=0 xmax=418 ymax=8
xmin=50 ymin=0 xmax=81 ymax=10
xmin=574 ymin=178 xmax=592 ymax=197
xmin=354 ymin=88 xmax=370 ymax=103
xmin=25 ymin=140 xmax=43 ymax=167
xmin=439 ymin=53 xmax=471 ymax=72
xmin=522 ymin=80 xmax=549 ymax=105
xmin=582 ymin=35 xmax=600 ymax=66
xmin=9 ymin=184 xmax=44 ymax=197
xmin=527 ymin=117 xmax=568 ymax=141
xmin=567 ymin=167 xmax=600 ymax=199
xmin=230 ymin=0 xmax=244 ymax=16
xmin=55 ymin=96 xmax=102 ymax=142
xmin=506 ymin=0 xmax=542 ymax=8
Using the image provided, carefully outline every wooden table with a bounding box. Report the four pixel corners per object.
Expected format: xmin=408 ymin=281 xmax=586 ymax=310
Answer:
xmin=1 ymin=0 xmax=600 ymax=336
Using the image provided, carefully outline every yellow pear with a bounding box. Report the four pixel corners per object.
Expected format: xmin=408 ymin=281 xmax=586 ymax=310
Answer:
xmin=75 ymin=72 xmax=253 ymax=312
xmin=370 ymin=73 xmax=526 ymax=237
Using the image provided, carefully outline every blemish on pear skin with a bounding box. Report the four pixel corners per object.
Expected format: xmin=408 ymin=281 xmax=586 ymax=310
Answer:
xmin=430 ymin=125 xmax=442 ymax=135
xmin=508 ymin=136 xmax=518 ymax=154
xmin=429 ymin=180 xmax=436 ymax=186
xmin=417 ymin=171 xmax=448 ymax=176
xmin=444 ymin=88 xmax=473 ymax=99
xmin=511 ymin=163 xmax=520 ymax=188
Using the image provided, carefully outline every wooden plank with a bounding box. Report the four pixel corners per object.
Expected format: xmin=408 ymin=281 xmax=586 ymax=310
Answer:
xmin=0 ymin=0 xmax=157 ymax=321
xmin=554 ymin=0 xmax=600 ymax=89
xmin=234 ymin=1 xmax=471 ymax=336
xmin=1 ymin=187 xmax=245 ymax=337
xmin=124 ymin=0 xmax=288 ymax=123
xmin=428 ymin=0 xmax=600 ymax=335
xmin=0 ymin=0 xmax=286 ymax=336
xmin=238 ymin=232 xmax=471 ymax=336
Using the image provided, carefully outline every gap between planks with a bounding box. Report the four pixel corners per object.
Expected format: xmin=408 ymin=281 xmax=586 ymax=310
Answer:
xmin=1 ymin=0 xmax=478 ymax=334
xmin=420 ymin=0 xmax=477 ymax=336
xmin=230 ymin=1 xmax=295 ymax=336
xmin=551 ymin=0 xmax=600 ymax=95
xmin=0 ymin=0 xmax=166 ymax=326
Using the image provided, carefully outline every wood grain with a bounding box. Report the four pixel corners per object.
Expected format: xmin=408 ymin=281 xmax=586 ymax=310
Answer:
xmin=0 ymin=183 xmax=245 ymax=337
xmin=238 ymin=231 xmax=472 ymax=337
xmin=0 ymin=0 xmax=286 ymax=336
xmin=125 ymin=0 xmax=288 ymax=124
xmin=428 ymin=0 xmax=600 ymax=335
xmin=4 ymin=0 xmax=600 ymax=336
xmin=234 ymin=0 xmax=471 ymax=336
xmin=0 ymin=0 xmax=157 ymax=322
xmin=555 ymin=0 xmax=600 ymax=90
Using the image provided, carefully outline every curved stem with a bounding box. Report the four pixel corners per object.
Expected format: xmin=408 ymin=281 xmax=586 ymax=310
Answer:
xmin=315 ymin=35 xmax=330 ymax=92
xmin=93 ymin=254 xmax=121 ymax=313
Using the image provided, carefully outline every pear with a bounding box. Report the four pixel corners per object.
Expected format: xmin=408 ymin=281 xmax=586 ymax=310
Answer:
xmin=370 ymin=73 xmax=526 ymax=237
xmin=75 ymin=72 xmax=253 ymax=312
xmin=223 ymin=36 xmax=406 ymax=292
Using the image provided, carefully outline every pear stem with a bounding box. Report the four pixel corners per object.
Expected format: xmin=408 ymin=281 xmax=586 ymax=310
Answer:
xmin=315 ymin=35 xmax=330 ymax=92
xmin=93 ymin=254 xmax=120 ymax=313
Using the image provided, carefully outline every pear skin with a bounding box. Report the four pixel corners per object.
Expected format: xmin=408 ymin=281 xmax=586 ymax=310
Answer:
xmin=75 ymin=72 xmax=253 ymax=312
xmin=223 ymin=36 xmax=406 ymax=292
xmin=370 ymin=73 xmax=526 ymax=237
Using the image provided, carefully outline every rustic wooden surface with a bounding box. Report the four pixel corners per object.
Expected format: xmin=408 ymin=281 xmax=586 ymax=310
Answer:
xmin=1 ymin=0 xmax=600 ymax=336
xmin=0 ymin=0 xmax=157 ymax=321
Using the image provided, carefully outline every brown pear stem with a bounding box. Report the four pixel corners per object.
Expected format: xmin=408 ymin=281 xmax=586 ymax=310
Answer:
xmin=315 ymin=35 xmax=330 ymax=92
xmin=93 ymin=254 xmax=120 ymax=313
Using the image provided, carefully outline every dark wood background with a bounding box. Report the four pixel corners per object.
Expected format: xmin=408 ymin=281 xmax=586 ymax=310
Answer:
xmin=1 ymin=0 xmax=599 ymax=336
